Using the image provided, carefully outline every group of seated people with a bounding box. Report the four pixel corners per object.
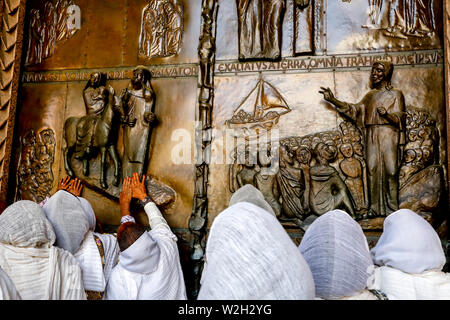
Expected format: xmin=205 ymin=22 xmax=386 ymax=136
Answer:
xmin=0 ymin=175 xmax=449 ymax=300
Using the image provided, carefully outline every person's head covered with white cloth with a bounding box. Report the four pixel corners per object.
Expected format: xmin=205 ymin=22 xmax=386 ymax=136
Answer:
xmin=42 ymin=189 xmax=120 ymax=298
xmin=105 ymin=173 xmax=187 ymax=300
xmin=298 ymin=209 xmax=377 ymax=300
xmin=369 ymin=209 xmax=450 ymax=299
xmin=0 ymin=200 xmax=85 ymax=300
xmin=197 ymin=184 xmax=315 ymax=300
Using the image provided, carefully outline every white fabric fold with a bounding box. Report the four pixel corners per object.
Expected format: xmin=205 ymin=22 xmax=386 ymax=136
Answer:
xmin=198 ymin=202 xmax=315 ymax=300
xmin=74 ymin=231 xmax=105 ymax=292
xmin=369 ymin=209 xmax=450 ymax=299
xmin=368 ymin=266 xmax=450 ymax=300
xmin=105 ymin=203 xmax=186 ymax=300
xmin=298 ymin=209 xmax=374 ymax=299
xmin=0 ymin=200 xmax=85 ymax=300
xmin=0 ymin=266 xmax=21 ymax=300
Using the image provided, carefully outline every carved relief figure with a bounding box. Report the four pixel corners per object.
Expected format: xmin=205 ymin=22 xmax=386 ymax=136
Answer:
xmin=339 ymin=143 xmax=367 ymax=213
xmin=16 ymin=128 xmax=56 ymax=203
xmin=309 ymin=142 xmax=356 ymax=218
xmin=236 ymin=0 xmax=286 ymax=60
xmin=139 ymin=0 xmax=183 ymax=59
xmin=276 ymin=144 xmax=307 ymax=221
xmin=64 ymin=72 xmax=122 ymax=189
xmin=25 ymin=1 xmax=81 ymax=66
xmin=362 ymin=0 xmax=436 ymax=39
xmin=320 ymin=61 xmax=406 ymax=218
xmin=120 ymin=66 xmax=157 ymax=179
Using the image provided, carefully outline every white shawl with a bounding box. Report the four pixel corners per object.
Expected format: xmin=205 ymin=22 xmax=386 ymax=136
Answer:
xmin=298 ymin=210 xmax=374 ymax=299
xmin=369 ymin=209 xmax=450 ymax=299
xmin=44 ymin=191 xmax=119 ymax=293
xmin=0 ymin=200 xmax=85 ymax=300
xmin=105 ymin=202 xmax=187 ymax=300
xmin=0 ymin=266 xmax=21 ymax=300
xmin=198 ymin=202 xmax=315 ymax=300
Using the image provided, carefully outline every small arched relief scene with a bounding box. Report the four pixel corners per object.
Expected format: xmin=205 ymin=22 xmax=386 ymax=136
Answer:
xmin=25 ymin=0 xmax=81 ymax=66
xmin=15 ymin=128 xmax=56 ymax=203
xmin=139 ymin=0 xmax=183 ymax=59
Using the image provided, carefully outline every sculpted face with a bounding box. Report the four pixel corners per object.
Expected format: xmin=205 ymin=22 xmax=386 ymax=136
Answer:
xmin=404 ymin=149 xmax=416 ymax=163
xmin=353 ymin=143 xmax=364 ymax=157
xmin=89 ymin=73 xmax=101 ymax=87
xmin=132 ymin=69 xmax=146 ymax=88
xmin=340 ymin=143 xmax=354 ymax=158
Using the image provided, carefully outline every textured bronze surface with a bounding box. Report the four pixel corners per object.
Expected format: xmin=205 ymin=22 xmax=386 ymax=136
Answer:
xmin=3 ymin=0 xmax=448 ymax=298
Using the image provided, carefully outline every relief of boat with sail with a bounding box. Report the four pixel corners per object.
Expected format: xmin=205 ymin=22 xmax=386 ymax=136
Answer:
xmin=225 ymin=77 xmax=292 ymax=137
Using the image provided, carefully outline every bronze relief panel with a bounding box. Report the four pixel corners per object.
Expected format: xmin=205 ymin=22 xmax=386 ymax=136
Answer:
xmin=209 ymin=65 xmax=446 ymax=232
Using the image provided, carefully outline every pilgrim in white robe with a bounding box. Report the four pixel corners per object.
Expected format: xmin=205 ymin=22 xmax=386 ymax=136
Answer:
xmin=105 ymin=202 xmax=187 ymax=300
xmin=369 ymin=208 xmax=450 ymax=299
xmin=0 ymin=200 xmax=85 ymax=300
xmin=298 ymin=209 xmax=384 ymax=300
xmin=198 ymin=184 xmax=315 ymax=300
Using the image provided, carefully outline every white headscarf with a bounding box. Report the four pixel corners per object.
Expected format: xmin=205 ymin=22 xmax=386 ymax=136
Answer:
xmin=78 ymin=197 xmax=96 ymax=231
xmin=371 ymin=209 xmax=446 ymax=274
xmin=0 ymin=266 xmax=21 ymax=300
xmin=197 ymin=201 xmax=315 ymax=300
xmin=43 ymin=191 xmax=119 ymax=293
xmin=106 ymin=224 xmax=187 ymax=300
xmin=298 ymin=210 xmax=374 ymax=299
xmin=0 ymin=200 xmax=85 ymax=300
xmin=42 ymin=190 xmax=90 ymax=254
xmin=229 ymin=184 xmax=276 ymax=217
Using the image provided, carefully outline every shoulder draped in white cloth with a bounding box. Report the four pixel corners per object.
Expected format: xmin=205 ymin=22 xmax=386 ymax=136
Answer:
xmin=0 ymin=266 xmax=21 ymax=300
xmin=105 ymin=202 xmax=187 ymax=300
xmin=0 ymin=200 xmax=85 ymax=300
xmin=43 ymin=191 xmax=120 ymax=294
xmin=298 ymin=210 xmax=375 ymax=300
xmin=369 ymin=209 xmax=450 ymax=299
xmin=197 ymin=198 xmax=315 ymax=300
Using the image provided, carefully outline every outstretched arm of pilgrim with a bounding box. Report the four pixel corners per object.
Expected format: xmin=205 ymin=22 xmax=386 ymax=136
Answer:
xmin=130 ymin=173 xmax=171 ymax=232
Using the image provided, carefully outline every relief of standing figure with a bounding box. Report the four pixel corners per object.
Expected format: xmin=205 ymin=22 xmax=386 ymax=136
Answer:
xmin=120 ymin=66 xmax=157 ymax=179
xmin=319 ymin=61 xmax=406 ymax=218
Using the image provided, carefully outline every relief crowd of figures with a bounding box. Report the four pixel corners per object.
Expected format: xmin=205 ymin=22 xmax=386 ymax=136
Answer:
xmin=229 ymin=110 xmax=442 ymax=227
xmin=16 ymin=129 xmax=56 ymax=203
xmin=25 ymin=0 xmax=78 ymax=66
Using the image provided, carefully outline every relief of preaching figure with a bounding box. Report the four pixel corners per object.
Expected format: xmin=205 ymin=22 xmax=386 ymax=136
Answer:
xmin=120 ymin=66 xmax=157 ymax=179
xmin=319 ymin=61 xmax=406 ymax=218
xmin=236 ymin=0 xmax=286 ymax=60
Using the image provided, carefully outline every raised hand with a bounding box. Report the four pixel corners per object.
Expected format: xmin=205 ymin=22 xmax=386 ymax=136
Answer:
xmin=131 ymin=172 xmax=148 ymax=201
xmin=68 ymin=178 xmax=83 ymax=197
xmin=57 ymin=176 xmax=72 ymax=192
xmin=119 ymin=177 xmax=132 ymax=216
xmin=319 ymin=86 xmax=335 ymax=103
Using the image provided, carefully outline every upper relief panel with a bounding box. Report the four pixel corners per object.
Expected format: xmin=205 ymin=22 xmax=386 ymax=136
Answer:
xmin=216 ymin=0 xmax=442 ymax=61
xmin=327 ymin=0 xmax=443 ymax=55
xmin=23 ymin=0 xmax=201 ymax=71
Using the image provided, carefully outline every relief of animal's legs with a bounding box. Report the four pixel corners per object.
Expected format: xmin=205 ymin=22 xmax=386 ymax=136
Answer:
xmin=108 ymin=145 xmax=121 ymax=186
xmin=100 ymin=147 xmax=108 ymax=189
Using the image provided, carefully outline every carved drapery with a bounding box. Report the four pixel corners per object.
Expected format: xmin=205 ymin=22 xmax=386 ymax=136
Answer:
xmin=0 ymin=0 xmax=26 ymax=204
